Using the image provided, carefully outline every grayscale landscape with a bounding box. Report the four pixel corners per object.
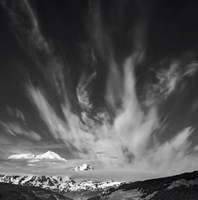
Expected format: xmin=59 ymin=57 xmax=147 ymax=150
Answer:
xmin=0 ymin=0 xmax=198 ymax=199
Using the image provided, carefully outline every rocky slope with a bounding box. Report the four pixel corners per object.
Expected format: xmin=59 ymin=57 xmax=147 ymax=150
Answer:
xmin=0 ymin=182 xmax=72 ymax=200
xmin=1 ymin=171 xmax=198 ymax=199
xmin=88 ymin=171 xmax=198 ymax=200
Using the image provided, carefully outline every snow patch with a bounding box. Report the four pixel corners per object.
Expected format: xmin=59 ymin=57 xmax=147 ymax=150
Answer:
xmin=74 ymin=163 xmax=94 ymax=171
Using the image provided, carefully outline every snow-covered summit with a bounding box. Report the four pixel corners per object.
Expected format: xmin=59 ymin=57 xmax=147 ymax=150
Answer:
xmin=35 ymin=151 xmax=66 ymax=161
xmin=74 ymin=163 xmax=94 ymax=171
xmin=8 ymin=151 xmax=67 ymax=161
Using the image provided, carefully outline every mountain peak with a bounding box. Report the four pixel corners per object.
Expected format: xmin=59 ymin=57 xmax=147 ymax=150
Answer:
xmin=35 ymin=151 xmax=66 ymax=161
xmin=74 ymin=163 xmax=94 ymax=171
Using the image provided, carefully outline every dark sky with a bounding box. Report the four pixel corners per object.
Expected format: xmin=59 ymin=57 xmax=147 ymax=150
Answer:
xmin=0 ymin=0 xmax=198 ymax=177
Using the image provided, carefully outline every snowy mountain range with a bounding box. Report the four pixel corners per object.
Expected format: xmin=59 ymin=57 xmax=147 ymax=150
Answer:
xmin=0 ymin=174 xmax=122 ymax=193
xmin=1 ymin=171 xmax=198 ymax=200
xmin=8 ymin=151 xmax=67 ymax=161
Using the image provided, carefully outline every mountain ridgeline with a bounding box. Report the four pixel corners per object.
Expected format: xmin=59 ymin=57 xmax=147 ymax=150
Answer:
xmin=88 ymin=171 xmax=198 ymax=200
xmin=0 ymin=171 xmax=198 ymax=199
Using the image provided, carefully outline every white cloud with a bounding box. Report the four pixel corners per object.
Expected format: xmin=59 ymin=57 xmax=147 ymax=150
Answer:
xmin=0 ymin=122 xmax=41 ymax=141
xmin=183 ymin=61 xmax=198 ymax=77
xmin=6 ymin=106 xmax=25 ymax=122
xmin=25 ymin=54 xmax=198 ymax=177
xmin=2 ymin=0 xmax=198 ymax=178
xmin=155 ymin=62 xmax=180 ymax=98
xmin=1 ymin=0 xmax=67 ymax=99
xmin=131 ymin=127 xmax=198 ymax=176
xmin=76 ymin=71 xmax=96 ymax=111
xmin=26 ymin=55 xmax=158 ymax=165
xmin=148 ymin=58 xmax=198 ymax=106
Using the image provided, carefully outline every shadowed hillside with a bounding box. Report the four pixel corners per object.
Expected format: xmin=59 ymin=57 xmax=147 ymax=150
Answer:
xmin=0 ymin=182 xmax=73 ymax=200
xmin=88 ymin=171 xmax=198 ymax=200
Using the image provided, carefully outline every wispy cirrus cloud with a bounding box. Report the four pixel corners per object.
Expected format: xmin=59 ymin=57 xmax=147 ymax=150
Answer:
xmin=21 ymin=0 xmax=198 ymax=176
xmin=1 ymin=0 xmax=198 ymax=179
xmin=145 ymin=56 xmax=198 ymax=106
xmin=0 ymin=122 xmax=41 ymax=141
xmin=0 ymin=0 xmax=67 ymax=100
xmin=76 ymin=71 xmax=97 ymax=112
xmin=25 ymin=54 xmax=198 ymax=176
xmin=131 ymin=127 xmax=194 ymax=172
xmin=6 ymin=106 xmax=25 ymax=123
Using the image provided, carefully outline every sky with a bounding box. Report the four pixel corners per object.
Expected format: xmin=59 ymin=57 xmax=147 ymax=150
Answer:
xmin=0 ymin=0 xmax=198 ymax=180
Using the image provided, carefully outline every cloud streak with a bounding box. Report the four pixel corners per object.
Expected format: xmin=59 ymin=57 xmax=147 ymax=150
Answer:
xmin=26 ymin=53 xmax=198 ymax=176
xmin=6 ymin=106 xmax=25 ymax=123
xmin=0 ymin=121 xmax=41 ymax=141
xmin=1 ymin=0 xmax=68 ymax=101
xmin=76 ymin=71 xmax=97 ymax=112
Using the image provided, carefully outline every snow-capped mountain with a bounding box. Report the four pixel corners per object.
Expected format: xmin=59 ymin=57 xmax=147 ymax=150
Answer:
xmin=8 ymin=151 xmax=67 ymax=161
xmin=0 ymin=175 xmax=122 ymax=192
xmin=35 ymin=151 xmax=66 ymax=161
xmin=74 ymin=163 xmax=94 ymax=171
